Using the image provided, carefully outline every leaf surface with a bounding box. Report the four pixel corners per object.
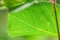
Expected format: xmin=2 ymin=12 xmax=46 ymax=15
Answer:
xmin=8 ymin=2 xmax=60 ymax=37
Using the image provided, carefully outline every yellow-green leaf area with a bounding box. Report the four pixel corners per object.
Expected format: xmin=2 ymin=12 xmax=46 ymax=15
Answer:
xmin=8 ymin=2 xmax=60 ymax=37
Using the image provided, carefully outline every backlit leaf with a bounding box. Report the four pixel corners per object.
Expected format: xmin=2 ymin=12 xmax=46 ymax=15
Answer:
xmin=8 ymin=2 xmax=60 ymax=37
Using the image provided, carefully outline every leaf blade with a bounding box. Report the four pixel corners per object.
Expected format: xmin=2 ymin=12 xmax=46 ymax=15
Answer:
xmin=8 ymin=2 xmax=60 ymax=37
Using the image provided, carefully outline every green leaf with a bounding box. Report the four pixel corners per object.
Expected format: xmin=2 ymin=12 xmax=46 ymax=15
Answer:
xmin=4 ymin=0 xmax=34 ymax=10
xmin=4 ymin=0 xmax=49 ymax=10
xmin=4 ymin=0 xmax=25 ymax=9
xmin=8 ymin=2 xmax=60 ymax=37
